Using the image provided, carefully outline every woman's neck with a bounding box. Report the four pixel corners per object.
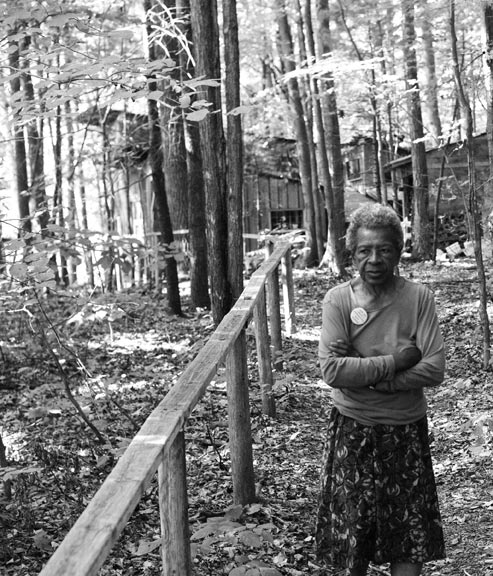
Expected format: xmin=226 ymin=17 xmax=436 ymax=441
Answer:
xmin=353 ymin=275 xmax=401 ymax=306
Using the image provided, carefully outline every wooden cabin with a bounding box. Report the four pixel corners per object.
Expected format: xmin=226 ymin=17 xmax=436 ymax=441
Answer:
xmin=340 ymin=132 xmax=493 ymax=248
xmin=385 ymin=132 xmax=491 ymax=213
xmin=243 ymin=136 xmax=376 ymax=251
xmin=385 ymin=133 xmax=492 ymax=248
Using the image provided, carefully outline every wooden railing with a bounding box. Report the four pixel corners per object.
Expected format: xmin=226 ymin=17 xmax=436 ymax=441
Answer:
xmin=39 ymin=241 xmax=296 ymax=576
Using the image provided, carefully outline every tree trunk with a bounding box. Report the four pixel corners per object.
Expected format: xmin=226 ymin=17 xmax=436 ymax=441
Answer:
xmin=303 ymin=0 xmax=328 ymax=257
xmin=50 ymin=102 xmax=67 ymax=285
xmin=484 ymin=2 xmax=493 ymax=202
xmin=21 ymin=35 xmax=48 ymax=233
xmin=162 ymin=0 xmax=189 ymax=236
xmin=378 ymin=12 xmax=401 ymax=210
xmin=418 ymin=0 xmax=443 ymax=143
xmin=294 ymin=0 xmax=325 ymax=260
xmin=190 ymin=0 xmax=230 ymax=324
xmin=8 ymin=34 xmax=31 ymax=234
xmin=100 ymin=120 xmax=116 ymax=292
xmin=78 ymin=165 xmax=94 ymax=287
xmin=183 ymin=117 xmax=210 ymax=308
xmin=451 ymin=0 xmax=490 ymax=369
xmin=402 ymin=0 xmax=431 ymax=260
xmin=145 ymin=0 xmax=182 ymax=315
xmin=64 ymin=99 xmax=78 ymax=285
xmin=177 ymin=0 xmax=210 ymax=309
xmin=315 ymin=0 xmax=346 ymax=275
xmin=162 ymin=114 xmax=188 ymax=233
xmin=223 ymin=0 xmax=244 ymax=301
xmin=375 ymin=17 xmax=400 ymax=208
xmin=276 ymin=0 xmax=318 ymax=267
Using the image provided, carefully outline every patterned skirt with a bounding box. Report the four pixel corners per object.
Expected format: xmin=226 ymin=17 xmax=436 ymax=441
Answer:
xmin=315 ymin=408 xmax=446 ymax=571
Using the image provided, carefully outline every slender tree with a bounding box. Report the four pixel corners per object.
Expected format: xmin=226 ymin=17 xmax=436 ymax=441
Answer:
xmin=450 ymin=0 xmax=490 ymax=369
xmin=402 ymin=0 xmax=431 ymax=259
xmin=293 ymin=0 xmax=326 ymax=260
xmin=160 ymin=1 xmax=189 ymax=235
xmin=223 ymin=0 xmax=244 ymax=301
xmin=8 ymin=30 xmax=31 ymax=234
xmin=190 ymin=0 xmax=230 ymax=324
xmin=64 ymin=99 xmax=78 ymax=285
xmin=303 ymin=0 xmax=329 ymax=258
xmin=418 ymin=0 xmax=443 ymax=143
xmin=276 ymin=0 xmax=318 ymax=266
xmin=177 ymin=0 xmax=210 ymax=309
xmin=484 ymin=0 xmax=493 ymax=202
xmin=144 ymin=0 xmax=182 ymax=315
xmin=22 ymin=34 xmax=48 ymax=232
xmin=315 ymin=0 xmax=346 ymax=274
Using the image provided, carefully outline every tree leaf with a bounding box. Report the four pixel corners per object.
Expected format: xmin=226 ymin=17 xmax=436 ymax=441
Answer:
xmin=131 ymin=538 xmax=162 ymax=556
xmin=4 ymin=238 xmax=25 ymax=251
xmin=33 ymin=529 xmax=52 ymax=551
xmin=227 ymin=105 xmax=252 ymax=116
xmin=186 ymin=108 xmax=209 ymax=122
xmin=9 ymin=262 xmax=28 ymax=280
xmin=237 ymin=530 xmax=263 ymax=548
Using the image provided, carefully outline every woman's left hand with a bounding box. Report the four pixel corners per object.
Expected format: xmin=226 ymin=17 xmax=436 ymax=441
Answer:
xmin=328 ymin=339 xmax=360 ymax=358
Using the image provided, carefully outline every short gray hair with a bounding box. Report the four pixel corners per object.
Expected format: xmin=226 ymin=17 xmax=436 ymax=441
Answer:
xmin=346 ymin=204 xmax=404 ymax=254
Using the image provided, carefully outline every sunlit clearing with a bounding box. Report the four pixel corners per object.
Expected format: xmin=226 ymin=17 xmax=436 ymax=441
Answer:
xmin=86 ymin=330 xmax=192 ymax=355
xmin=289 ymin=327 xmax=320 ymax=342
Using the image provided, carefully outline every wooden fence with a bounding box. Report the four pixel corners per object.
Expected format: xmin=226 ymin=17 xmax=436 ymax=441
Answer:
xmin=39 ymin=241 xmax=296 ymax=576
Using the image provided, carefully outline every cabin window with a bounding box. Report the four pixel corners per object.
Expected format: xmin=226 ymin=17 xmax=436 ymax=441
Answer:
xmin=270 ymin=209 xmax=303 ymax=230
xmin=346 ymin=158 xmax=361 ymax=180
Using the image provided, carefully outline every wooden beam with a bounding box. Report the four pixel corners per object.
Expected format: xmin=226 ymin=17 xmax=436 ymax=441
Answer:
xmin=160 ymin=432 xmax=191 ymax=575
xmin=226 ymin=331 xmax=256 ymax=504
xmin=266 ymin=263 xmax=282 ymax=370
xmin=253 ymin=288 xmax=275 ymax=418
xmin=281 ymin=246 xmax=296 ymax=335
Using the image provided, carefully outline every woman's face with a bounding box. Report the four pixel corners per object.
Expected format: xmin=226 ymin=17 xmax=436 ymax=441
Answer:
xmin=352 ymin=227 xmax=401 ymax=287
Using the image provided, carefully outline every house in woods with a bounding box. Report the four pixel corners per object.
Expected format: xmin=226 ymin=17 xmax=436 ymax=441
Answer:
xmin=384 ymin=132 xmax=492 ymax=248
xmin=341 ymin=135 xmax=411 ymax=210
xmin=341 ymin=132 xmax=493 ymax=248
xmin=343 ymin=135 xmax=392 ymax=196
xmin=79 ymin=104 xmax=152 ymax=241
xmin=384 ymin=132 xmax=490 ymax=215
xmin=78 ymin=104 xmax=160 ymax=286
xmin=243 ymin=136 xmax=375 ymax=252
xmin=243 ymin=137 xmax=302 ymax=252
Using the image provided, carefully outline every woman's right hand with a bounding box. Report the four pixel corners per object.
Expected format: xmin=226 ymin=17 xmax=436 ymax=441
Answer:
xmin=392 ymin=345 xmax=422 ymax=371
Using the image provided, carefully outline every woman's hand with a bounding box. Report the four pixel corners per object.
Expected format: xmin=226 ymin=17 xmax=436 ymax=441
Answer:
xmin=392 ymin=344 xmax=422 ymax=371
xmin=328 ymin=339 xmax=360 ymax=358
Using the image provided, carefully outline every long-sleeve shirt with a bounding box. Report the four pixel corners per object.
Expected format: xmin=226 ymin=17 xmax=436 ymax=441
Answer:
xmin=319 ymin=278 xmax=445 ymax=425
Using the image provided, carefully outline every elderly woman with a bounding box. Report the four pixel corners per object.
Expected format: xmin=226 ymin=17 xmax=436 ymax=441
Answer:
xmin=316 ymin=204 xmax=446 ymax=576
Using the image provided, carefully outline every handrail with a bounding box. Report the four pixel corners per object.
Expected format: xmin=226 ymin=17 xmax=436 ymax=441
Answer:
xmin=39 ymin=241 xmax=295 ymax=576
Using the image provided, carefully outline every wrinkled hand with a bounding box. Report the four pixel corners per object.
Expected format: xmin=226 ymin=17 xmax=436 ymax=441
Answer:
xmin=328 ymin=339 xmax=360 ymax=358
xmin=372 ymin=381 xmax=393 ymax=393
xmin=392 ymin=344 xmax=422 ymax=371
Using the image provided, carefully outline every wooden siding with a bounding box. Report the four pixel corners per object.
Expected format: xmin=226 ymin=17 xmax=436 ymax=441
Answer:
xmin=243 ymin=174 xmax=303 ymax=251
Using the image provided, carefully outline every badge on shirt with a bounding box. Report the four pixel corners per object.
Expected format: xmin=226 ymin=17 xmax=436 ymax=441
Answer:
xmin=350 ymin=307 xmax=368 ymax=325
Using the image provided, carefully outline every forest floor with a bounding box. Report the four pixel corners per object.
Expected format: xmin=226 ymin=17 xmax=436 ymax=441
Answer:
xmin=1 ymin=259 xmax=493 ymax=576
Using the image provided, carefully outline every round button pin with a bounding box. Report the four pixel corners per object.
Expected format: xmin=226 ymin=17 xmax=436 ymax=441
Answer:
xmin=350 ymin=307 xmax=368 ymax=325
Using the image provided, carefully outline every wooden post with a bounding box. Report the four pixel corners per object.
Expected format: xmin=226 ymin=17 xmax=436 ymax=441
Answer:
xmin=253 ymin=288 xmax=276 ymax=417
xmin=159 ymin=432 xmax=191 ymax=576
xmin=225 ymin=332 xmax=256 ymax=504
xmin=281 ymin=246 xmax=296 ymax=335
xmin=266 ymin=264 xmax=282 ymax=371
xmin=265 ymin=242 xmax=282 ymax=370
